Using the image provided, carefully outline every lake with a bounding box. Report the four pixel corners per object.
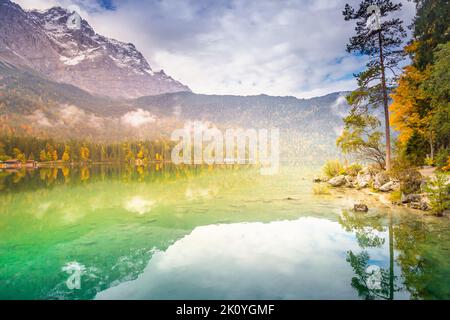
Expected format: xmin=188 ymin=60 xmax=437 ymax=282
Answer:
xmin=0 ymin=164 xmax=449 ymax=300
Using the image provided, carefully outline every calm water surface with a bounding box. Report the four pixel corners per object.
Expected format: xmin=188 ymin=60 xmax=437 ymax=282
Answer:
xmin=0 ymin=165 xmax=449 ymax=300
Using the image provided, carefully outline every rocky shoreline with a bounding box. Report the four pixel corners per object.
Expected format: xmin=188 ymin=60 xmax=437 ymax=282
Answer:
xmin=314 ymin=166 xmax=449 ymax=216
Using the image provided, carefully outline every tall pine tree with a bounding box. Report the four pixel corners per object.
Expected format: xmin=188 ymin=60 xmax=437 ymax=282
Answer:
xmin=341 ymin=0 xmax=407 ymax=170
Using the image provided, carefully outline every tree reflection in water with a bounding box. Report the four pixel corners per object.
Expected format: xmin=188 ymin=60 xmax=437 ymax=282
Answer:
xmin=339 ymin=209 xmax=397 ymax=300
xmin=340 ymin=207 xmax=450 ymax=300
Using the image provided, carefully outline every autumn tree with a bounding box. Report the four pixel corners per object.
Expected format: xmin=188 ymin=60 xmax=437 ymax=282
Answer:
xmin=45 ymin=143 xmax=54 ymax=161
xmin=123 ymin=143 xmax=135 ymax=164
xmin=342 ymin=0 xmax=407 ymax=170
xmin=62 ymin=145 xmax=70 ymax=162
xmin=0 ymin=142 xmax=9 ymax=161
xmin=389 ymin=45 xmax=433 ymax=163
xmin=39 ymin=150 xmax=48 ymax=162
xmin=136 ymin=144 xmax=145 ymax=159
xmin=13 ymin=147 xmax=26 ymax=162
xmin=80 ymin=145 xmax=90 ymax=162
xmin=52 ymin=149 xmax=58 ymax=161
xmin=390 ymin=0 xmax=449 ymax=165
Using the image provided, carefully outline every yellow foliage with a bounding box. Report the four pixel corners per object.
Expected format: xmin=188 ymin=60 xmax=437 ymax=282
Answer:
xmin=79 ymin=146 xmax=90 ymax=161
xmin=389 ymin=63 xmax=431 ymax=145
xmin=62 ymin=151 xmax=70 ymax=162
xmin=442 ymin=157 xmax=450 ymax=172
xmin=52 ymin=150 xmax=58 ymax=161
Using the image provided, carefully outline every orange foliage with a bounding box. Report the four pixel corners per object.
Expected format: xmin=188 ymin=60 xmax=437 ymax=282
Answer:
xmin=442 ymin=157 xmax=450 ymax=172
xmin=389 ymin=61 xmax=431 ymax=145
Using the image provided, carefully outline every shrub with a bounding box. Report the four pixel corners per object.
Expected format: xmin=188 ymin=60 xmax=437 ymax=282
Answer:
xmin=435 ymin=148 xmax=450 ymax=169
xmin=424 ymin=155 xmax=434 ymax=166
xmin=344 ymin=163 xmax=363 ymax=176
xmin=442 ymin=157 xmax=450 ymax=172
xmin=424 ymin=173 xmax=450 ymax=216
xmin=390 ymin=168 xmax=423 ymax=194
xmin=389 ymin=190 xmax=402 ymax=202
xmin=322 ymin=160 xmax=343 ymax=178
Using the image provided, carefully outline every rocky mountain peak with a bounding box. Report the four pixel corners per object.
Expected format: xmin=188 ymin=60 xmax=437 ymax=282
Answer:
xmin=0 ymin=0 xmax=190 ymax=98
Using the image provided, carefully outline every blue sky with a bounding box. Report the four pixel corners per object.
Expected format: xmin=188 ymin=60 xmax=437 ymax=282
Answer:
xmin=16 ymin=0 xmax=416 ymax=98
xmin=98 ymin=0 xmax=114 ymax=10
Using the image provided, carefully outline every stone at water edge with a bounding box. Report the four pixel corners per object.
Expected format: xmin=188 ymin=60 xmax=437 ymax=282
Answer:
xmin=401 ymin=193 xmax=422 ymax=204
xmin=374 ymin=172 xmax=390 ymax=189
xmin=391 ymin=180 xmax=401 ymax=191
xmin=328 ymin=175 xmax=346 ymax=187
xmin=408 ymin=201 xmax=430 ymax=211
xmin=344 ymin=175 xmax=355 ymax=183
xmin=379 ymin=181 xmax=394 ymax=192
xmin=353 ymin=204 xmax=369 ymax=212
xmin=313 ymin=177 xmax=325 ymax=183
xmin=356 ymin=172 xmax=372 ymax=188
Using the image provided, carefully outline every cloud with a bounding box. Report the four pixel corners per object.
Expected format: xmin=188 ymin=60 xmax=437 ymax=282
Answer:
xmin=121 ymin=109 xmax=156 ymax=127
xmin=15 ymin=0 xmax=416 ymax=98
xmin=124 ymin=196 xmax=155 ymax=215
xmin=27 ymin=109 xmax=52 ymax=127
xmin=96 ymin=217 xmax=389 ymax=299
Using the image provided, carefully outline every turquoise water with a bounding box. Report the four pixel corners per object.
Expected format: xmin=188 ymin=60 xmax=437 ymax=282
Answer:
xmin=0 ymin=165 xmax=449 ymax=300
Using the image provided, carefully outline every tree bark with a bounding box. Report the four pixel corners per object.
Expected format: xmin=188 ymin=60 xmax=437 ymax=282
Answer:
xmin=429 ymin=135 xmax=434 ymax=161
xmin=378 ymin=31 xmax=391 ymax=171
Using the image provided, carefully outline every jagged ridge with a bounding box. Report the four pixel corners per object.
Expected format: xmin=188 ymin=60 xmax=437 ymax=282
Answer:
xmin=0 ymin=0 xmax=190 ymax=98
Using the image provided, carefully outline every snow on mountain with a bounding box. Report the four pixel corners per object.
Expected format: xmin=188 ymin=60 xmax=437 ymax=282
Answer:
xmin=0 ymin=0 xmax=190 ymax=98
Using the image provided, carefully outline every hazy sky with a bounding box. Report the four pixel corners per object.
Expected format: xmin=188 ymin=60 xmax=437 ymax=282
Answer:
xmin=16 ymin=0 xmax=416 ymax=98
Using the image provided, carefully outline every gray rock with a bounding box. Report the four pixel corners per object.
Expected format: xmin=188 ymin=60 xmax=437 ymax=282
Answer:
xmin=353 ymin=204 xmax=369 ymax=212
xmin=345 ymin=175 xmax=355 ymax=183
xmin=356 ymin=172 xmax=372 ymax=188
xmin=401 ymin=193 xmax=422 ymax=204
xmin=344 ymin=175 xmax=355 ymax=188
xmin=391 ymin=180 xmax=401 ymax=191
xmin=374 ymin=172 xmax=390 ymax=189
xmin=379 ymin=181 xmax=394 ymax=192
xmin=328 ymin=175 xmax=347 ymax=187
xmin=408 ymin=201 xmax=430 ymax=211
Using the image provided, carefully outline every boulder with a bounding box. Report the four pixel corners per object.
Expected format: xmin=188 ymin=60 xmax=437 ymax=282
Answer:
xmin=345 ymin=175 xmax=355 ymax=188
xmin=374 ymin=172 xmax=390 ymax=189
xmin=408 ymin=201 xmax=430 ymax=211
xmin=328 ymin=175 xmax=346 ymax=187
xmin=353 ymin=204 xmax=369 ymax=212
xmin=397 ymin=169 xmax=423 ymax=194
xmin=379 ymin=181 xmax=395 ymax=192
xmin=345 ymin=175 xmax=355 ymax=183
xmin=391 ymin=180 xmax=401 ymax=191
xmin=401 ymin=193 xmax=422 ymax=204
xmin=356 ymin=172 xmax=372 ymax=188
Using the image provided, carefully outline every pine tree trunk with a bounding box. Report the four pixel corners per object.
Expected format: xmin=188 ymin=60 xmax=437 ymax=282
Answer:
xmin=429 ymin=135 xmax=434 ymax=160
xmin=378 ymin=31 xmax=391 ymax=171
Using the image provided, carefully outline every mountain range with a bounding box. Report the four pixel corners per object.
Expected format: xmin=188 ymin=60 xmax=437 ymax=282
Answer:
xmin=0 ymin=0 xmax=351 ymax=162
xmin=0 ymin=0 xmax=190 ymax=98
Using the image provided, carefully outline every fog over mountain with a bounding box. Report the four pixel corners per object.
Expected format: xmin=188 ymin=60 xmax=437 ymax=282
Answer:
xmin=0 ymin=0 xmax=353 ymax=162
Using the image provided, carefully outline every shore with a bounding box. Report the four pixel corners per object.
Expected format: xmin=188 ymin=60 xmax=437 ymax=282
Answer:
xmin=314 ymin=166 xmax=450 ymax=218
